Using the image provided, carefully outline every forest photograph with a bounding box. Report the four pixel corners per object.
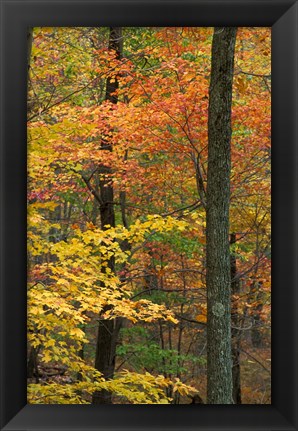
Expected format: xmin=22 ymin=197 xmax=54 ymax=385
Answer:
xmin=27 ymin=26 xmax=271 ymax=405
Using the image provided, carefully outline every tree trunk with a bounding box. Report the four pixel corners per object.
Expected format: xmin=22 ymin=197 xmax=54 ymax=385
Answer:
xmin=27 ymin=27 xmax=33 ymax=73
xmin=230 ymin=233 xmax=242 ymax=404
xmin=206 ymin=27 xmax=237 ymax=404
xmin=92 ymin=27 xmax=123 ymax=405
xmin=249 ymin=280 xmax=264 ymax=348
xmin=27 ymin=346 xmax=39 ymax=383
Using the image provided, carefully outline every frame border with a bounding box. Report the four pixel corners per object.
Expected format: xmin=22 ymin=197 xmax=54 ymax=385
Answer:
xmin=1 ymin=0 xmax=297 ymax=430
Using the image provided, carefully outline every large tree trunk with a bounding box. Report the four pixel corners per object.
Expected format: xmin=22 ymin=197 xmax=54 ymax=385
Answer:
xmin=230 ymin=233 xmax=242 ymax=404
xmin=206 ymin=27 xmax=237 ymax=404
xmin=92 ymin=27 xmax=123 ymax=405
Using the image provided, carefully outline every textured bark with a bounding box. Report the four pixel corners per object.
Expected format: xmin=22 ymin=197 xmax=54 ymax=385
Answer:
xmin=206 ymin=27 xmax=237 ymax=404
xmin=230 ymin=233 xmax=242 ymax=404
xmin=92 ymin=27 xmax=123 ymax=405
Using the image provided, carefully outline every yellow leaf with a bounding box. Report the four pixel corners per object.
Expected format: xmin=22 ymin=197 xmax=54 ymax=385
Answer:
xmin=42 ymin=351 xmax=52 ymax=363
xmin=195 ymin=314 xmax=207 ymax=323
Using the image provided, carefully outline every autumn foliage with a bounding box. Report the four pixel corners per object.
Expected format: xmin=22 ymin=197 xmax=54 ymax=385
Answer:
xmin=27 ymin=27 xmax=271 ymax=404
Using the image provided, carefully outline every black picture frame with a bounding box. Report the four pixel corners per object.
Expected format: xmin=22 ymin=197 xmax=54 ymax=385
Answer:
xmin=1 ymin=0 xmax=297 ymax=430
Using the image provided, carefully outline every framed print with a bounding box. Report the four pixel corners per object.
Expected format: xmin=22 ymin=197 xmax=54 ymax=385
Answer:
xmin=0 ymin=0 xmax=297 ymax=430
